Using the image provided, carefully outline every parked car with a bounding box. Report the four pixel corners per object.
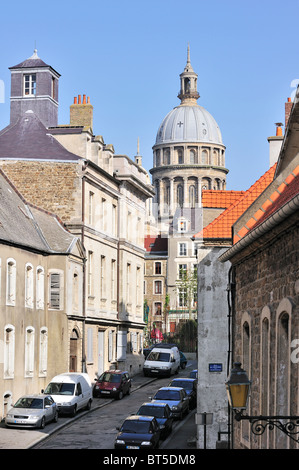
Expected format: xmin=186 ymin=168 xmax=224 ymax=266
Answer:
xmin=168 ymin=377 xmax=197 ymax=409
xmin=151 ymin=386 xmax=189 ymax=419
xmin=42 ymin=372 xmax=92 ymax=416
xmin=143 ymin=345 xmax=180 ymax=377
xmin=137 ymin=401 xmax=173 ymax=439
xmin=115 ymin=415 xmax=161 ymax=449
xmin=5 ymin=394 xmax=58 ymax=429
xmin=189 ymin=369 xmax=198 ymax=379
xmin=93 ymin=370 xmax=131 ymax=399
xmin=179 ymin=351 xmax=187 ymax=369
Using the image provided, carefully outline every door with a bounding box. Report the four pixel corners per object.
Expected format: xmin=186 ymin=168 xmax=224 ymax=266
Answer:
xmin=98 ymin=330 xmax=105 ymax=376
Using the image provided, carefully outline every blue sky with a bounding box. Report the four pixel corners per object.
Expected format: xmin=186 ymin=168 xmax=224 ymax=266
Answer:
xmin=0 ymin=0 xmax=298 ymax=190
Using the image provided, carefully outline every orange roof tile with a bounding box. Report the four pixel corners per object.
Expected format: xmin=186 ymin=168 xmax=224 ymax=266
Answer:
xmin=235 ymin=166 xmax=299 ymax=239
xmin=202 ymin=190 xmax=245 ymax=208
xmin=194 ymin=164 xmax=277 ymax=240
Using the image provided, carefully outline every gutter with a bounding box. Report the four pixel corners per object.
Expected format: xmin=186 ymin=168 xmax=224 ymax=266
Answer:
xmin=219 ymin=193 xmax=299 ymax=263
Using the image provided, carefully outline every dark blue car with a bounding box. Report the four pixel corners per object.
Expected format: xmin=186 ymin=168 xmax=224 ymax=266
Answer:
xmin=168 ymin=377 xmax=197 ymax=409
xmin=137 ymin=401 xmax=173 ymax=439
xmin=115 ymin=415 xmax=161 ymax=449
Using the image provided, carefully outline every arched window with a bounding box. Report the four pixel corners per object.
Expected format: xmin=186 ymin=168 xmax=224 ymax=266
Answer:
xmin=39 ymin=327 xmax=48 ymax=376
xmin=163 ymin=149 xmax=170 ymax=165
xmin=4 ymin=325 xmax=15 ymax=378
xmin=202 ymin=150 xmax=208 ymax=164
xmin=25 ymin=263 xmax=34 ymax=308
xmin=156 ymin=150 xmax=160 ymax=167
xmin=36 ymin=266 xmax=45 ymax=310
xmin=25 ymin=326 xmax=35 ymax=377
xmin=190 ymin=149 xmax=196 ymax=164
xmin=6 ymin=258 xmax=16 ymax=306
xmin=178 ymin=149 xmax=184 ymax=164
xmin=189 ymin=185 xmax=196 ymax=208
xmin=177 ymin=184 xmax=184 ymax=207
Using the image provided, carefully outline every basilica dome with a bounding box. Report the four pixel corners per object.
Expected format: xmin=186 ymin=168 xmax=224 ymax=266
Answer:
xmin=155 ymin=104 xmax=223 ymax=146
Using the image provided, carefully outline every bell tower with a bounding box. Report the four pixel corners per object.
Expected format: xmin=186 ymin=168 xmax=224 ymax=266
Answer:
xmin=9 ymin=49 xmax=60 ymax=127
xmin=177 ymin=44 xmax=200 ymax=105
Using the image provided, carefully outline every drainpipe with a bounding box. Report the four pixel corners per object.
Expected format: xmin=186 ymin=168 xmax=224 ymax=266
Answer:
xmin=81 ymin=162 xmax=87 ymax=373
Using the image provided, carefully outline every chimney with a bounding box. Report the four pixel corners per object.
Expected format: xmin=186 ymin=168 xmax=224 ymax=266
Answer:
xmin=70 ymin=94 xmax=93 ymax=129
xmin=285 ymin=97 xmax=293 ymax=129
xmin=267 ymin=122 xmax=284 ymax=167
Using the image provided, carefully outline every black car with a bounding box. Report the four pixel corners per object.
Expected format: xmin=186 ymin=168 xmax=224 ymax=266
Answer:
xmin=168 ymin=378 xmax=197 ymax=409
xmin=114 ymin=415 xmax=161 ymax=449
xmin=93 ymin=370 xmax=131 ymax=399
xmin=137 ymin=401 xmax=173 ymax=439
xmin=151 ymin=386 xmax=189 ymax=419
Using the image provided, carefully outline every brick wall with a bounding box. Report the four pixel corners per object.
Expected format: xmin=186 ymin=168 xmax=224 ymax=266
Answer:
xmin=0 ymin=160 xmax=81 ymax=223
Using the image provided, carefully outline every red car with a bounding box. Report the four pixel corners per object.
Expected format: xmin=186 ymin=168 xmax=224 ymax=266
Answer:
xmin=93 ymin=370 xmax=131 ymax=399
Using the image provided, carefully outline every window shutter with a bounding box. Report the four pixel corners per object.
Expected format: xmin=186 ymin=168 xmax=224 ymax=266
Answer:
xmin=50 ymin=273 xmax=60 ymax=309
xmin=117 ymin=330 xmax=127 ymax=361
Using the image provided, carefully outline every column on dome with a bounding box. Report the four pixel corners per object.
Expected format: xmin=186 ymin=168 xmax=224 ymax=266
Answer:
xmin=169 ymin=177 xmax=174 ymax=214
xmin=197 ymin=178 xmax=202 ymax=206
xmin=183 ymin=177 xmax=189 ymax=207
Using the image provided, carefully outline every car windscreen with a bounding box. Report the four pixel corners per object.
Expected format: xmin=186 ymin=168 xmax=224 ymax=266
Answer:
xmin=147 ymin=351 xmax=170 ymax=362
xmin=138 ymin=406 xmax=166 ymax=418
xmin=44 ymin=382 xmax=75 ymax=395
xmin=121 ymin=420 xmax=151 ymax=433
xmin=154 ymin=390 xmax=181 ymax=401
xmin=14 ymin=398 xmax=43 ymax=409
xmin=171 ymin=380 xmax=193 ymax=390
xmin=98 ymin=372 xmax=121 ymax=383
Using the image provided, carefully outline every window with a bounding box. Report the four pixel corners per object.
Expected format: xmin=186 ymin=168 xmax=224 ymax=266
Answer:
xmin=189 ymin=185 xmax=196 ymax=208
xmin=88 ymin=191 xmax=94 ymax=225
xmin=178 ymin=264 xmax=187 ymax=279
xmin=155 ymin=262 xmax=161 ymax=275
xmin=49 ymin=272 xmax=61 ymax=309
xmin=154 ymin=302 xmax=162 ymax=315
xmin=6 ymin=259 xmax=16 ymax=306
xmin=178 ymin=218 xmax=187 ymax=232
xmin=178 ymin=288 xmax=187 ymax=307
xmin=4 ymin=325 xmax=15 ymax=378
xmin=88 ymin=251 xmax=93 ymax=297
xmin=178 ymin=243 xmax=187 ymax=256
xmin=127 ymin=263 xmax=131 ymax=304
xmin=25 ymin=327 xmax=35 ymax=377
xmin=101 ymin=255 xmax=106 ymax=299
xmin=36 ymin=266 xmax=45 ymax=310
xmin=112 ymin=204 xmax=117 ymax=236
xmin=25 ymin=263 xmax=34 ymax=308
xmin=154 ymin=280 xmax=162 ymax=294
xmin=136 ymin=266 xmax=141 ymax=306
xmin=177 ymin=184 xmax=184 ymax=207
xmin=39 ymin=328 xmax=48 ymax=376
xmin=87 ymin=328 xmax=93 ymax=363
xmin=101 ymin=198 xmax=106 ymax=232
xmin=24 ymin=74 xmax=36 ymax=96
xmin=111 ymin=260 xmax=116 ymax=302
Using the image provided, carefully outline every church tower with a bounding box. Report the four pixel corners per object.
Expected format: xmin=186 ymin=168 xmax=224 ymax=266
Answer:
xmin=150 ymin=46 xmax=228 ymax=221
xmin=9 ymin=49 xmax=60 ymax=127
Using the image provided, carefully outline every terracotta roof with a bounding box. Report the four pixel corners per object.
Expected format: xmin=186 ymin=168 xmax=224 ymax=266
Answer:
xmin=202 ymin=190 xmax=245 ymax=208
xmin=144 ymin=235 xmax=168 ymax=253
xmin=233 ymin=164 xmax=299 ymax=243
xmin=194 ymin=164 xmax=277 ymax=240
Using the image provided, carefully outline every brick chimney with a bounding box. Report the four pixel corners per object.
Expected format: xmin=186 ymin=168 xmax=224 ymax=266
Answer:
xmin=70 ymin=94 xmax=93 ymax=129
xmin=285 ymin=97 xmax=293 ymax=129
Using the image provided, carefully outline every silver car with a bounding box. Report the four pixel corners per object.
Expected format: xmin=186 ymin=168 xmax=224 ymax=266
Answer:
xmin=5 ymin=394 xmax=58 ymax=429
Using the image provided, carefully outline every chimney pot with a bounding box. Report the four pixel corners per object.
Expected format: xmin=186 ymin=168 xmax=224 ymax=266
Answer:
xmin=74 ymin=97 xmax=77 ymax=104
xmin=83 ymin=94 xmax=86 ymax=104
xmin=78 ymin=95 xmax=81 ymax=104
xmin=87 ymin=96 xmax=90 ymax=104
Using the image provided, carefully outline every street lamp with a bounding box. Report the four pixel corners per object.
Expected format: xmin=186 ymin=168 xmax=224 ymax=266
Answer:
xmin=226 ymin=362 xmax=299 ymax=443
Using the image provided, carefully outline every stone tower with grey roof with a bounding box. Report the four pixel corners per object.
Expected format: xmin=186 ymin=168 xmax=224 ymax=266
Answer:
xmin=9 ymin=49 xmax=60 ymax=127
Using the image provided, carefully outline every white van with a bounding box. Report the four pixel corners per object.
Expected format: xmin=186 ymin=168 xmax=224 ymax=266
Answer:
xmin=42 ymin=373 xmax=92 ymax=416
xmin=143 ymin=344 xmax=180 ymax=377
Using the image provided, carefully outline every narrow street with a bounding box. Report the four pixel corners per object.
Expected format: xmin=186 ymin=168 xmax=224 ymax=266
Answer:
xmin=0 ymin=360 xmax=197 ymax=450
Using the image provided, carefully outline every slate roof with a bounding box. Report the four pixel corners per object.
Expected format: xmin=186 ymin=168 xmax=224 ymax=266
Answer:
xmin=0 ymin=111 xmax=81 ymax=161
xmin=193 ymin=164 xmax=277 ymax=240
xmin=0 ymin=168 xmax=78 ymax=254
xmin=9 ymin=50 xmax=60 ymax=76
xmin=145 ymin=235 xmax=168 ymax=254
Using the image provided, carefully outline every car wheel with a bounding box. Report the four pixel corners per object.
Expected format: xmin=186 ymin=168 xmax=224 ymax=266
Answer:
xmin=53 ymin=410 xmax=58 ymax=423
xmin=127 ymin=386 xmax=131 ymax=395
xmin=71 ymin=405 xmax=77 ymax=417
xmin=118 ymin=391 xmax=124 ymax=400
xmin=85 ymin=399 xmax=92 ymax=410
xmin=181 ymin=362 xmax=186 ymax=369
xmin=40 ymin=416 xmax=46 ymax=429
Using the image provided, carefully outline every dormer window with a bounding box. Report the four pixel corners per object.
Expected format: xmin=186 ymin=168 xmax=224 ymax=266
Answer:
xmin=24 ymin=74 xmax=36 ymax=96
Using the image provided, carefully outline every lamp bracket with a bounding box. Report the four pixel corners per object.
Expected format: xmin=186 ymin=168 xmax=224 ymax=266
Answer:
xmin=235 ymin=412 xmax=299 ymax=443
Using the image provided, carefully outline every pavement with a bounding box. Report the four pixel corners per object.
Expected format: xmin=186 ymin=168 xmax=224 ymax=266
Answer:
xmin=0 ymin=366 xmax=197 ymax=450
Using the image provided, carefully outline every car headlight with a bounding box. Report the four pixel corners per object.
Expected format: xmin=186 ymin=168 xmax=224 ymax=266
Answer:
xmin=62 ymin=402 xmax=72 ymax=406
xmin=6 ymin=413 xmax=13 ymax=418
xmin=141 ymin=441 xmax=152 ymax=446
xmin=115 ymin=439 xmax=125 ymax=445
xmin=172 ymin=406 xmax=178 ymax=410
xmin=113 ymin=387 xmax=117 ymax=391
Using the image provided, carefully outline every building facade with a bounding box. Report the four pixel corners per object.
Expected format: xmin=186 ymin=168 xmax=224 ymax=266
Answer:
xmin=0 ymin=169 xmax=84 ymax=420
xmin=0 ymin=50 xmax=154 ymax=382
xmin=220 ymin=90 xmax=299 ymax=449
